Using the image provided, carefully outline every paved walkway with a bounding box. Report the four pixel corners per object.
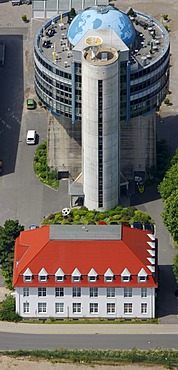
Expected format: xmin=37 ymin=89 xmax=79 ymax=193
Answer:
xmin=0 ymin=322 xmax=178 ymax=335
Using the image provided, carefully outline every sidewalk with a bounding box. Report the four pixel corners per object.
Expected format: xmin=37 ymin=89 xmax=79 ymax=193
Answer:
xmin=0 ymin=322 xmax=178 ymax=335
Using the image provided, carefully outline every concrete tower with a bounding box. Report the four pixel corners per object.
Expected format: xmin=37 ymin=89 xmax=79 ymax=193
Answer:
xmin=82 ymin=39 xmax=119 ymax=211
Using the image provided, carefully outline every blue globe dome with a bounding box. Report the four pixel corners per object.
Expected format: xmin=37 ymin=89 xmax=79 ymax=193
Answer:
xmin=67 ymin=5 xmax=136 ymax=47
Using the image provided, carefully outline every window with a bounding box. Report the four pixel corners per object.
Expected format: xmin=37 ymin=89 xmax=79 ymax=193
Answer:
xmin=56 ymin=276 xmax=64 ymax=282
xmin=73 ymin=303 xmax=81 ymax=313
xmin=38 ymin=302 xmax=47 ymax=313
xmin=90 ymin=287 xmax=98 ymax=297
xmin=55 ymin=287 xmax=64 ymax=297
xmin=141 ymin=303 xmax=147 ymax=314
xmin=141 ymin=288 xmax=147 ymax=298
xmin=38 ymin=287 xmax=46 ymax=297
xmin=139 ymin=276 xmax=147 ymax=283
xmin=88 ymin=276 xmax=97 ymax=282
xmin=124 ymin=288 xmax=132 ymax=298
xmin=107 ymin=303 xmax=115 ymax=314
xmin=122 ymin=276 xmax=130 ymax=282
xmin=107 ymin=287 xmax=115 ymax=298
xmin=23 ymin=302 xmax=29 ymax=313
xmin=24 ymin=275 xmax=32 ymax=282
xmin=72 ymin=287 xmax=81 ymax=297
xmin=105 ymin=276 xmax=113 ymax=282
xmin=124 ymin=303 xmax=132 ymax=314
xmin=23 ymin=287 xmax=29 ymax=297
xmin=90 ymin=303 xmax=98 ymax=313
xmin=39 ymin=275 xmax=47 ymax=282
xmin=55 ymin=302 xmax=64 ymax=313
xmin=72 ymin=276 xmax=80 ymax=282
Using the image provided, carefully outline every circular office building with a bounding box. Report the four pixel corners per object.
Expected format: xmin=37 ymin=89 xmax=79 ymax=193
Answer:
xmin=34 ymin=5 xmax=170 ymax=211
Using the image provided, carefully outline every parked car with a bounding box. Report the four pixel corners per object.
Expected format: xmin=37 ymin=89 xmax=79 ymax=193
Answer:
xmin=133 ymin=222 xmax=143 ymax=230
xmin=26 ymin=98 xmax=36 ymax=110
xmin=144 ymin=222 xmax=155 ymax=234
xmin=11 ymin=0 xmax=21 ymax=5
xmin=26 ymin=130 xmax=37 ymax=145
xmin=29 ymin=224 xmax=39 ymax=230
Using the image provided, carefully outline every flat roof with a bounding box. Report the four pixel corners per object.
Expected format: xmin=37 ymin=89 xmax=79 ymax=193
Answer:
xmin=50 ymin=224 xmax=122 ymax=240
xmin=36 ymin=8 xmax=169 ymax=71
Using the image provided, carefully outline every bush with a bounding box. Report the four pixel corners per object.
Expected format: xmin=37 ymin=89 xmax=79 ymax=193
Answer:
xmin=22 ymin=14 xmax=27 ymax=22
xmin=164 ymin=97 xmax=170 ymax=105
xmin=0 ymin=295 xmax=21 ymax=322
xmin=33 ymin=142 xmax=59 ymax=189
xmin=128 ymin=8 xmax=135 ymax=17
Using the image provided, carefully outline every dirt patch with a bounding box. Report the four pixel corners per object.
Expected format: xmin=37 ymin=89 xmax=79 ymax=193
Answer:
xmin=0 ymin=356 xmax=166 ymax=370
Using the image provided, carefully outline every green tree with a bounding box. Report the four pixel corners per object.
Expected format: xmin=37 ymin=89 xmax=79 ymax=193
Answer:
xmin=173 ymin=253 xmax=178 ymax=282
xmin=162 ymin=190 xmax=178 ymax=241
xmin=158 ymin=162 xmax=178 ymax=201
xmin=0 ymin=220 xmax=24 ymax=289
xmin=0 ymin=295 xmax=21 ymax=321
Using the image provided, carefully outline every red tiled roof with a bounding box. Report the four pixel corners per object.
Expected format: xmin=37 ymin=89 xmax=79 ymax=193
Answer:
xmin=13 ymin=225 xmax=157 ymax=288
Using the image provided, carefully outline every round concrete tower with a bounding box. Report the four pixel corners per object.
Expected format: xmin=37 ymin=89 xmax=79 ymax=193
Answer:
xmin=82 ymin=40 xmax=119 ymax=211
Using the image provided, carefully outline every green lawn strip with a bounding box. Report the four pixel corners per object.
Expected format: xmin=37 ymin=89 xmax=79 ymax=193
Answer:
xmin=33 ymin=142 xmax=59 ymax=190
xmin=20 ymin=318 xmax=158 ymax=324
xmin=1 ymin=348 xmax=177 ymax=367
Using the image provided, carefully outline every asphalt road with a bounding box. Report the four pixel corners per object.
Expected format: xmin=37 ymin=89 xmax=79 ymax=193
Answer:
xmin=0 ymin=333 xmax=178 ymax=350
xmin=0 ymin=28 xmax=70 ymax=229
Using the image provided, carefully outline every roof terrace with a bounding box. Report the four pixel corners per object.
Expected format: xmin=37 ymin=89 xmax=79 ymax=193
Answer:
xmin=35 ymin=9 xmax=169 ymax=70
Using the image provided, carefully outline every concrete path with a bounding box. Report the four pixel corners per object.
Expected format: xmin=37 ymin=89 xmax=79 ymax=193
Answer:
xmin=0 ymin=321 xmax=178 ymax=335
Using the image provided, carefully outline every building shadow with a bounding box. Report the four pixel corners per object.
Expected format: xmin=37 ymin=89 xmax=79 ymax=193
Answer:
xmin=157 ymin=264 xmax=178 ymax=322
xmin=130 ymin=183 xmax=161 ymax=207
xmin=0 ymin=35 xmax=24 ymax=175
xmin=157 ymin=112 xmax=178 ymax=156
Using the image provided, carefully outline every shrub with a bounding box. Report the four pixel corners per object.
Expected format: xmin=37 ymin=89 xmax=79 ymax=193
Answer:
xmin=33 ymin=142 xmax=59 ymax=189
xmin=128 ymin=8 xmax=135 ymax=17
xmin=164 ymin=25 xmax=169 ymax=32
xmin=164 ymin=97 xmax=170 ymax=105
xmin=0 ymin=295 xmax=21 ymax=322
xmin=22 ymin=14 xmax=27 ymax=22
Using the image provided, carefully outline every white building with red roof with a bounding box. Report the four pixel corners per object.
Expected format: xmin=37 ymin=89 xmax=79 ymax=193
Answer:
xmin=13 ymin=225 xmax=158 ymax=319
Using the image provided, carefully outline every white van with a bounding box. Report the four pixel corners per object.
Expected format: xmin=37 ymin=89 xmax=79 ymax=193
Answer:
xmin=11 ymin=0 xmax=21 ymax=5
xmin=26 ymin=130 xmax=37 ymax=145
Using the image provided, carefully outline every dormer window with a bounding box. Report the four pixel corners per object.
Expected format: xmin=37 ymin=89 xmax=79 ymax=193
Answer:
xmin=88 ymin=268 xmax=97 ymax=283
xmin=72 ymin=268 xmax=81 ymax=283
xmin=38 ymin=268 xmax=48 ymax=282
xmin=104 ymin=268 xmax=114 ymax=283
xmin=138 ymin=268 xmax=147 ymax=283
xmin=122 ymin=276 xmax=130 ymax=282
xmin=138 ymin=276 xmax=147 ymax=283
xmin=24 ymin=275 xmax=32 ymax=282
xmin=73 ymin=276 xmax=80 ymax=282
xmin=23 ymin=268 xmax=32 ymax=282
xmin=89 ymin=276 xmax=97 ymax=282
xmin=40 ymin=275 xmax=47 ymax=282
xmin=55 ymin=268 xmax=64 ymax=282
xmin=121 ymin=268 xmax=131 ymax=283
xmin=56 ymin=276 xmax=64 ymax=282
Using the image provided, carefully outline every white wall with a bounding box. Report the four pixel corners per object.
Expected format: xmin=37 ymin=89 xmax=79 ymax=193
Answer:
xmin=15 ymin=287 xmax=155 ymax=319
xmin=82 ymin=48 xmax=120 ymax=211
